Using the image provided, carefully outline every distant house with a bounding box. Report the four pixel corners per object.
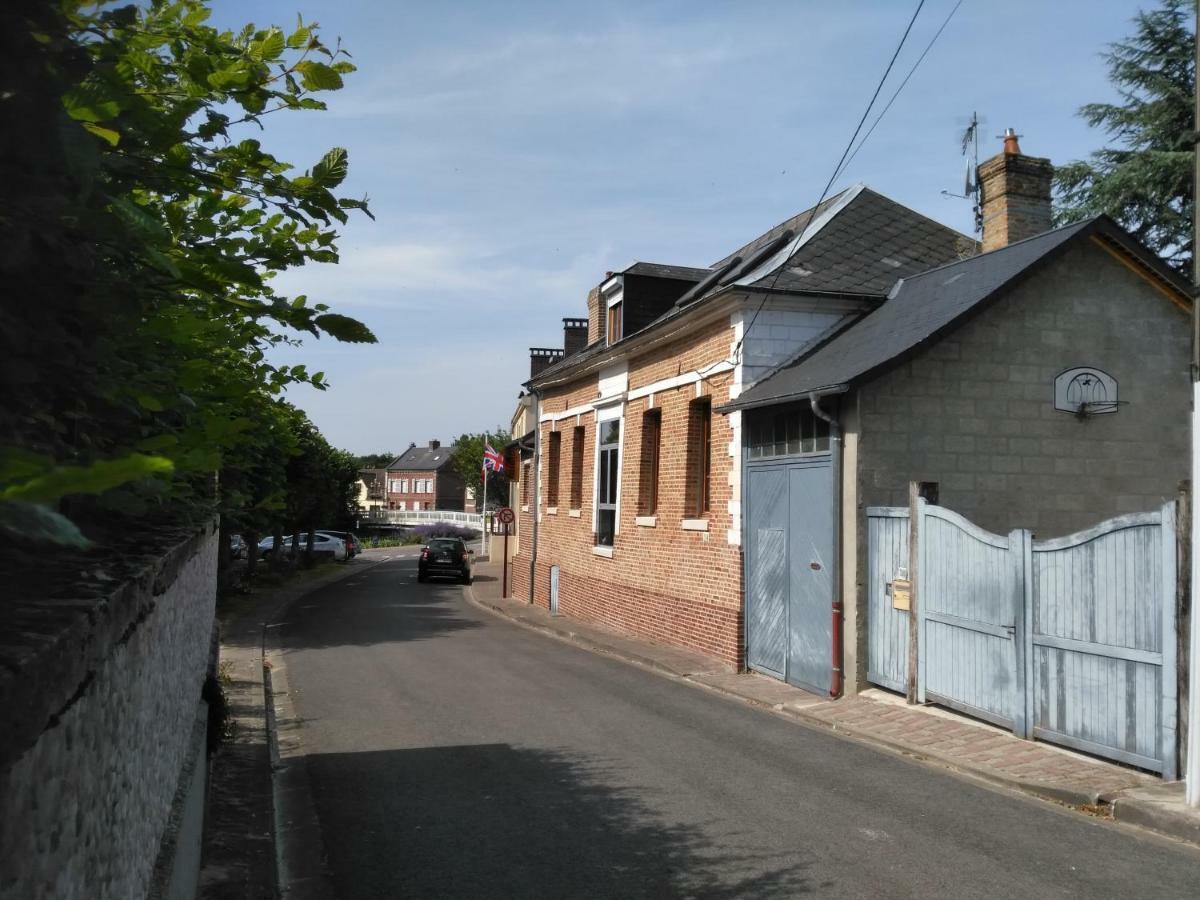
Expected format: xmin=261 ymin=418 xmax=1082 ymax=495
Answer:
xmin=386 ymin=441 xmax=466 ymax=511
xmin=513 ymin=134 xmax=1191 ymax=699
xmin=356 ymin=468 xmax=387 ymax=511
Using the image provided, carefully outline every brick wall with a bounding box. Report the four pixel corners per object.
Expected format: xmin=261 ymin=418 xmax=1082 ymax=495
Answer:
xmin=385 ymin=469 xmax=440 ymax=510
xmin=515 ymin=317 xmax=744 ymax=668
xmin=978 ymin=151 xmax=1053 ymax=253
xmin=855 ymin=239 xmax=1191 ymax=538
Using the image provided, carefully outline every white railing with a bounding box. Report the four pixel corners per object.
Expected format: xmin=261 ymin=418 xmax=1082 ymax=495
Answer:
xmin=362 ymin=508 xmax=483 ymax=528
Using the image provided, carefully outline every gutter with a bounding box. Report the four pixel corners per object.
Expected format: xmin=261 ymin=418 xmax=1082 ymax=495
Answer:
xmin=716 ymin=383 xmax=849 ymax=415
xmin=527 ymin=388 xmax=541 ymax=605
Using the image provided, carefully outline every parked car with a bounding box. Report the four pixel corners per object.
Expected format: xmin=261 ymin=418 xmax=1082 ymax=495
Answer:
xmin=257 ymin=533 xmax=347 ymax=561
xmin=316 ymin=530 xmax=361 ymax=558
xmin=418 ymin=537 xmax=473 ymax=584
xmin=229 ymin=533 xmax=247 ymax=559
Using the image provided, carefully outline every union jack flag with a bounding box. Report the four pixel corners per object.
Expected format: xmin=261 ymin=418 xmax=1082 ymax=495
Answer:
xmin=483 ymin=443 xmax=505 ymax=474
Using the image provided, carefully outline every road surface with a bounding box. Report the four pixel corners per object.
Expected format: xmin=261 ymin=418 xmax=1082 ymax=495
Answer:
xmin=277 ymin=552 xmax=1200 ymax=898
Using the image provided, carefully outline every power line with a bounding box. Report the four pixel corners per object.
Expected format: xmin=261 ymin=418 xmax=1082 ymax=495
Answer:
xmin=833 ymin=0 xmax=967 ymax=185
xmin=720 ymin=0 xmax=928 ymax=373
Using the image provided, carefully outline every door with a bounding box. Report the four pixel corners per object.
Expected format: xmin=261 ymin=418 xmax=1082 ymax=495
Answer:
xmin=744 ymin=460 xmax=834 ymax=695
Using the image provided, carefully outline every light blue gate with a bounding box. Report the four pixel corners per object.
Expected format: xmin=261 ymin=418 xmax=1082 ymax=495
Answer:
xmin=744 ymin=459 xmax=834 ymax=696
xmin=867 ymin=500 xmax=1177 ymax=776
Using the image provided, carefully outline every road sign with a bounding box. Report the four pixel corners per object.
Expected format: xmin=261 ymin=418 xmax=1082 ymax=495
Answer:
xmin=497 ymin=506 xmax=515 ymax=525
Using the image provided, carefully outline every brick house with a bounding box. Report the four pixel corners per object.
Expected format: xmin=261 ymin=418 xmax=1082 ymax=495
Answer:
xmin=513 ymin=133 xmax=1191 ymax=696
xmin=512 ymin=190 xmax=969 ymax=668
xmin=385 ymin=441 xmax=466 ymax=511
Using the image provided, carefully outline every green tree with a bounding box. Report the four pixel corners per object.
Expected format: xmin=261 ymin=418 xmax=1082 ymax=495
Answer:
xmin=353 ymin=452 xmax=396 ymax=469
xmin=1054 ymin=0 xmax=1194 ymax=271
xmin=0 ymin=1 xmax=376 ymax=545
xmin=449 ymin=431 xmax=511 ymax=511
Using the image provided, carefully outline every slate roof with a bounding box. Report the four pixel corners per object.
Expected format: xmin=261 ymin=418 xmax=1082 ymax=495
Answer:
xmin=623 ymin=262 xmax=711 ymax=281
xmin=528 ymin=184 xmax=974 ymax=388
xmin=387 ymin=444 xmax=453 ymax=471
xmin=723 ymin=217 xmax=1156 ymax=411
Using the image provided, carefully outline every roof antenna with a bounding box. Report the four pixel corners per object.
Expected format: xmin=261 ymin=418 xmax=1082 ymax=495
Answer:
xmin=940 ymin=111 xmax=982 ymax=234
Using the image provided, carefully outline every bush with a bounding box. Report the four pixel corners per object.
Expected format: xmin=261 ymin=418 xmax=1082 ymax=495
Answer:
xmin=410 ymin=523 xmax=479 ymax=542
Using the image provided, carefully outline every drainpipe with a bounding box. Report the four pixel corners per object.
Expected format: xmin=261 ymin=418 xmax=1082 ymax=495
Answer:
xmin=528 ymin=387 xmax=541 ymax=605
xmin=809 ymin=391 xmax=844 ymax=699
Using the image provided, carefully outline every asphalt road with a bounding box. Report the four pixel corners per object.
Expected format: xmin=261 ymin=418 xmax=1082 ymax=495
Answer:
xmin=279 ymin=553 xmax=1200 ymax=899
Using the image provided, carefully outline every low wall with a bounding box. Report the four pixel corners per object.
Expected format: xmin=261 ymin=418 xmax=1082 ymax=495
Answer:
xmin=0 ymin=525 xmax=219 ymax=900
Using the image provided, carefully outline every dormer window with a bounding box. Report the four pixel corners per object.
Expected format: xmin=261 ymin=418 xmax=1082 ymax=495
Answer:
xmin=601 ymin=274 xmax=624 ymax=346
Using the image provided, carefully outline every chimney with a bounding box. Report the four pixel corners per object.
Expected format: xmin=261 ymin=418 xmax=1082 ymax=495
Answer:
xmin=529 ymin=347 xmax=565 ymax=379
xmin=978 ymin=128 xmax=1053 ymax=252
xmin=429 ymin=439 xmax=440 ymax=449
xmin=586 ymin=283 xmax=606 ymax=346
xmin=563 ymin=317 xmax=589 ymax=356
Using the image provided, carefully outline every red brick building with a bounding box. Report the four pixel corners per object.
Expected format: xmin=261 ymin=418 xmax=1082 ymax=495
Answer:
xmin=385 ymin=441 xmax=466 ymax=511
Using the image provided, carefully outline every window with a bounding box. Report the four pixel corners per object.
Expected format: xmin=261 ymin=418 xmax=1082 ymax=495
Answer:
xmin=570 ymin=426 xmax=585 ymax=509
xmin=521 ymin=462 xmax=531 ymax=507
xmin=400 ymin=479 xmax=408 ymax=492
xmin=745 ymin=404 xmax=831 ymax=459
xmin=639 ymin=409 xmax=661 ymax=515
xmin=607 ymin=301 xmax=623 ymax=343
xmin=547 ymin=431 xmax=561 ymax=506
xmin=686 ymin=399 xmax=712 ymax=517
xmin=595 ymin=418 xmax=620 ymax=546
xmin=398 ymin=501 xmax=406 ymax=511
xmin=389 ymin=479 xmax=401 ymax=493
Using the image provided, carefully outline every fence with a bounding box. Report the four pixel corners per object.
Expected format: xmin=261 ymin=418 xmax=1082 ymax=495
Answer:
xmin=867 ymin=500 xmax=1177 ymax=777
xmin=362 ymin=509 xmax=483 ymax=529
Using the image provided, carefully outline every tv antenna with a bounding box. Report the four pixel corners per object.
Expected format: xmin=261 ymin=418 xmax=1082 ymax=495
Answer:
xmin=941 ymin=111 xmax=982 ymax=234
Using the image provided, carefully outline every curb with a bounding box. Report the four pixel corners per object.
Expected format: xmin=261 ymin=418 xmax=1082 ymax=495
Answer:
xmin=1111 ymin=793 xmax=1200 ymax=846
xmin=465 ymin=585 xmax=1156 ymax=826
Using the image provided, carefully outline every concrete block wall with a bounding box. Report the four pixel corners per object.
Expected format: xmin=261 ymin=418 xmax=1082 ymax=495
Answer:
xmin=0 ymin=528 xmax=218 ymax=900
xmin=854 ymin=239 xmax=1191 ymax=539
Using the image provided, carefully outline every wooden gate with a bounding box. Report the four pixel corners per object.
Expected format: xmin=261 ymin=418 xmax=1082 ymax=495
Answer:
xmin=867 ymin=500 xmax=1177 ymax=777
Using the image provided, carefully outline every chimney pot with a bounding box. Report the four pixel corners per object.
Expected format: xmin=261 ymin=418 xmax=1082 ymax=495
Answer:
xmin=1002 ymin=127 xmax=1023 ymax=155
xmin=429 ymin=439 xmax=440 ymax=449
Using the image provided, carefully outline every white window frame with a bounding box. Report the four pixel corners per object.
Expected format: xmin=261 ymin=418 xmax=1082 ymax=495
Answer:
xmin=592 ymin=401 xmax=623 ymax=546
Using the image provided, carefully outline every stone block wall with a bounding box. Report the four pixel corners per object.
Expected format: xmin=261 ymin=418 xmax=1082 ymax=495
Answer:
xmin=0 ymin=527 xmax=218 ymax=900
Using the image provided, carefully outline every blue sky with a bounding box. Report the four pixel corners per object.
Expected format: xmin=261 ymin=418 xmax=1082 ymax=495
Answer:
xmin=211 ymin=0 xmax=1146 ymax=454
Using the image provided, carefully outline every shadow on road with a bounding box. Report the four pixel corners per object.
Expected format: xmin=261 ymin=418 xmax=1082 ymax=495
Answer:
xmin=278 ymin=578 xmax=483 ymax=650
xmin=306 ymin=743 xmax=813 ymax=899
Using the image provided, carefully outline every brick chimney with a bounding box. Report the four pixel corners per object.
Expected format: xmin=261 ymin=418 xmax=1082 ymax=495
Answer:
xmin=529 ymin=347 xmax=565 ymax=379
xmin=978 ymin=128 xmax=1053 ymax=253
xmin=563 ymin=317 xmax=589 ymax=356
xmin=586 ymin=283 xmax=606 ymax=346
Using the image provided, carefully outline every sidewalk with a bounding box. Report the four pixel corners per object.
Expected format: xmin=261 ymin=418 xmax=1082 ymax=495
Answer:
xmin=468 ymin=558 xmax=1200 ymax=847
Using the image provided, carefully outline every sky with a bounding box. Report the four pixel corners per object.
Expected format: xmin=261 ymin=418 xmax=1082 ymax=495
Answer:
xmin=209 ymin=0 xmax=1149 ymax=455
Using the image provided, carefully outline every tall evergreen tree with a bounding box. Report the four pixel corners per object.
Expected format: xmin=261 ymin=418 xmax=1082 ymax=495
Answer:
xmin=1054 ymin=0 xmax=1194 ymax=272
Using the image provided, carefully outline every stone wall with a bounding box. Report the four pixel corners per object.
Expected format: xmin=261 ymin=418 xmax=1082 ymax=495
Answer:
xmin=0 ymin=526 xmax=218 ymax=900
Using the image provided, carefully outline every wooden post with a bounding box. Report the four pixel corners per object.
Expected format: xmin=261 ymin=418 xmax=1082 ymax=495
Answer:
xmin=906 ymin=481 xmax=920 ymax=704
xmin=907 ymin=481 xmax=938 ymax=705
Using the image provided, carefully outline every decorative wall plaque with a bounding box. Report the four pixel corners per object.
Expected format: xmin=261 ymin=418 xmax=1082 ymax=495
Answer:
xmin=1053 ymin=367 xmax=1118 ymax=416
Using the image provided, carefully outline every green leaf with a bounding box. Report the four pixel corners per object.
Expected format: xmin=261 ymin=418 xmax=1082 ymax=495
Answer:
xmin=294 ymin=61 xmax=344 ymax=91
xmin=255 ymin=28 xmax=285 ymax=61
xmin=311 ymin=147 xmax=348 ymax=188
xmin=63 ymin=87 xmax=120 ymax=123
xmin=287 ymin=21 xmax=312 ymax=50
xmin=137 ymin=394 xmax=165 ymax=411
xmin=315 ymin=314 xmax=377 ymax=343
xmin=0 ymin=449 xmax=54 ymax=486
xmin=2 ymin=454 xmax=175 ymax=505
xmin=0 ymin=501 xmax=91 ymax=548
xmin=109 ymin=197 xmax=169 ymax=241
xmin=82 ymin=122 xmax=120 ymax=146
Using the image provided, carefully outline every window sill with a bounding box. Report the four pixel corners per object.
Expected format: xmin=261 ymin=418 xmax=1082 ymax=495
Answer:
xmin=681 ymin=518 xmax=709 ymax=532
xmin=592 ymin=546 xmax=614 ymax=558
xmin=568 ymin=509 xmax=582 ymax=518
xmin=546 ymin=506 xmax=558 ymax=515
xmin=635 ymin=516 xmax=657 ymax=528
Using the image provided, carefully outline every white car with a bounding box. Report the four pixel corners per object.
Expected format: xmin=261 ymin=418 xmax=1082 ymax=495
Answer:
xmin=257 ymin=533 xmax=348 ymax=561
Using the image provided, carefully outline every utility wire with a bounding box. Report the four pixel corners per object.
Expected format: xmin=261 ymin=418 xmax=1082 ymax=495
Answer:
xmin=832 ymin=0 xmax=967 ymax=185
xmin=716 ymin=0 xmax=927 ymax=375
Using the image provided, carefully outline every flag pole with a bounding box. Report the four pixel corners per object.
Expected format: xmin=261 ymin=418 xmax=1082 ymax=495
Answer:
xmin=482 ymin=432 xmax=489 ymax=559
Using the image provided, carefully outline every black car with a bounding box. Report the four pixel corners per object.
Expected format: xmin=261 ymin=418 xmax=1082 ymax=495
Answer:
xmin=418 ymin=537 xmax=473 ymax=584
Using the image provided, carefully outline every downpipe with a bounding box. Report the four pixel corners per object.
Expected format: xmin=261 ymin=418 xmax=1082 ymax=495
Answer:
xmin=528 ymin=388 xmax=541 ymax=605
xmin=810 ymin=391 xmax=844 ymax=699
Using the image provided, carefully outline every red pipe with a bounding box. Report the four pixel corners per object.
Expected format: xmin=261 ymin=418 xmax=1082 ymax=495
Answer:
xmin=830 ymin=598 xmax=844 ymax=698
